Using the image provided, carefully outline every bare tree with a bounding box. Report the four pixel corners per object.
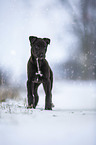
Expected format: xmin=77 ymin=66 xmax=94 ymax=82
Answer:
xmin=0 ymin=68 xmax=9 ymax=86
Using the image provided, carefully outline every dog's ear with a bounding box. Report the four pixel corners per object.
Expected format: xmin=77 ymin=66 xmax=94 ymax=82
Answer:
xmin=29 ymin=36 xmax=37 ymax=44
xmin=43 ymin=38 xmax=50 ymax=45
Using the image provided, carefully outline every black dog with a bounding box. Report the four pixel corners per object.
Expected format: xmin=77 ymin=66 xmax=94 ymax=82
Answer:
xmin=27 ymin=36 xmax=53 ymax=110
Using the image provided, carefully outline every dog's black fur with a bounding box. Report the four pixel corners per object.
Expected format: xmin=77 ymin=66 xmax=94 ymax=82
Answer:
xmin=27 ymin=36 xmax=53 ymax=110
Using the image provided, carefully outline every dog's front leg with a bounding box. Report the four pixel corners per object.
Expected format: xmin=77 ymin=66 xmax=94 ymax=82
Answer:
xmin=43 ymin=79 xmax=52 ymax=110
xmin=27 ymin=80 xmax=35 ymax=108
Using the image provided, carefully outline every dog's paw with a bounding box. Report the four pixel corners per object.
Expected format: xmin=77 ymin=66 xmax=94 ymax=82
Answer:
xmin=45 ymin=106 xmax=52 ymax=110
xmin=27 ymin=104 xmax=33 ymax=109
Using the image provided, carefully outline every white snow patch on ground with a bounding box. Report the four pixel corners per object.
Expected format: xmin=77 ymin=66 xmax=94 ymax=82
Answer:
xmin=0 ymin=81 xmax=96 ymax=145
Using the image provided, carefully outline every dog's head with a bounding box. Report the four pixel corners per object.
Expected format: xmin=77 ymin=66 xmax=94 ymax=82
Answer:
xmin=29 ymin=36 xmax=50 ymax=59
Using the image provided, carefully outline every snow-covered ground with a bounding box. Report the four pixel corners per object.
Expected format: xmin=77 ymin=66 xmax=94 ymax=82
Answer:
xmin=0 ymin=80 xmax=96 ymax=145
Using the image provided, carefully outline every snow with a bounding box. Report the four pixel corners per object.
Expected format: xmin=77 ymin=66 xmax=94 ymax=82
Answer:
xmin=0 ymin=81 xmax=96 ymax=145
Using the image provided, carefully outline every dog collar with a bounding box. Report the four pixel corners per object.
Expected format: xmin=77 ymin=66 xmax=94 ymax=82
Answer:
xmin=36 ymin=58 xmax=43 ymax=77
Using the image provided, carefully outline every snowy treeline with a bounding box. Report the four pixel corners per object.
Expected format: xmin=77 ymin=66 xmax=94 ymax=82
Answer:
xmin=59 ymin=0 xmax=96 ymax=80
